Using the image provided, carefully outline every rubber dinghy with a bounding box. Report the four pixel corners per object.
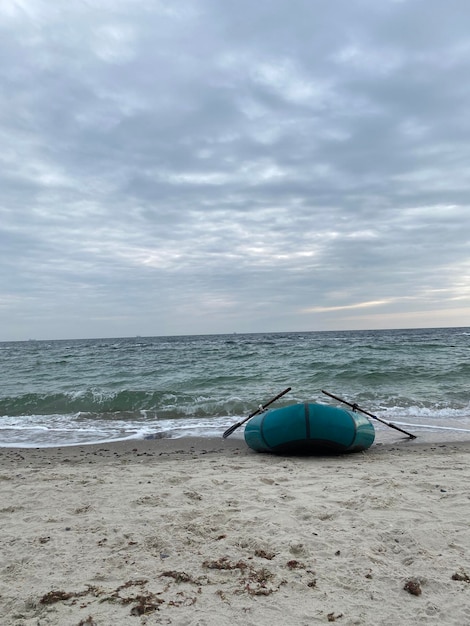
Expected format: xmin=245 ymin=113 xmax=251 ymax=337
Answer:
xmin=244 ymin=403 xmax=375 ymax=454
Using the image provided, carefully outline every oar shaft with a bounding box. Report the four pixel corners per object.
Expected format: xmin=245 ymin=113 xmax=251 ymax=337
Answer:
xmin=223 ymin=387 xmax=291 ymax=439
xmin=250 ymin=386 xmax=292 ymax=419
xmin=321 ymin=390 xmax=417 ymax=439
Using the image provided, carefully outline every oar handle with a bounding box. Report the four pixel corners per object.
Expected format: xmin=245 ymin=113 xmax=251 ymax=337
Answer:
xmin=223 ymin=387 xmax=291 ymax=439
xmin=321 ymin=390 xmax=417 ymax=439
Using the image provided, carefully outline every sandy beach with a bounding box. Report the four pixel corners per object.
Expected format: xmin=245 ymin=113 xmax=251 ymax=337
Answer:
xmin=1 ymin=434 xmax=469 ymax=626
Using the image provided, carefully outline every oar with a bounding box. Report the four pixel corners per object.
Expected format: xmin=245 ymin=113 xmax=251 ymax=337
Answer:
xmin=321 ymin=390 xmax=417 ymax=439
xmin=222 ymin=387 xmax=291 ymax=439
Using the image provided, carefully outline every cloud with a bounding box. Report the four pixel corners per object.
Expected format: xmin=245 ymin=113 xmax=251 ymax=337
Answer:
xmin=1 ymin=0 xmax=470 ymax=339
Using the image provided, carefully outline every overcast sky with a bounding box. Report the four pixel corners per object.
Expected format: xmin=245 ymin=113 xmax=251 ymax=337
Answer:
xmin=1 ymin=0 xmax=470 ymax=340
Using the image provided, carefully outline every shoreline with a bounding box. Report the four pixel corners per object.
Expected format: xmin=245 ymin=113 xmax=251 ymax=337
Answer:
xmin=1 ymin=436 xmax=470 ymax=625
xmin=1 ymin=423 xmax=470 ymax=459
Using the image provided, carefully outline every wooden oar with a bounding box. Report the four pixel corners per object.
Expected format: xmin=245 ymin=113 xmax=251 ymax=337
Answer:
xmin=222 ymin=387 xmax=291 ymax=439
xmin=321 ymin=390 xmax=417 ymax=439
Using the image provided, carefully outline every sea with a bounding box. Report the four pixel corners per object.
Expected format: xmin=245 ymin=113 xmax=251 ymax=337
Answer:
xmin=1 ymin=327 xmax=470 ymax=448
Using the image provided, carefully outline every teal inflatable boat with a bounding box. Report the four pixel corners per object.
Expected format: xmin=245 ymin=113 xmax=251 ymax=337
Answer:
xmin=244 ymin=403 xmax=375 ymax=454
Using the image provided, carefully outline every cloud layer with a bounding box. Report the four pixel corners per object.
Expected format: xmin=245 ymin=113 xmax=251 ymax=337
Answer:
xmin=1 ymin=0 xmax=470 ymax=339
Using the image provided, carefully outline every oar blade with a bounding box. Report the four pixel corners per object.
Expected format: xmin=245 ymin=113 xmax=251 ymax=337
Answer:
xmin=222 ymin=422 xmax=242 ymax=439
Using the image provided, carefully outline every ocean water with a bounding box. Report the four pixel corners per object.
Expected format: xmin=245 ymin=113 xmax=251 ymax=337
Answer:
xmin=1 ymin=327 xmax=469 ymax=447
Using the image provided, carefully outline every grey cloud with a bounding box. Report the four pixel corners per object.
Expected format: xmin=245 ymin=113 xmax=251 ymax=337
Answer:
xmin=1 ymin=0 xmax=470 ymax=339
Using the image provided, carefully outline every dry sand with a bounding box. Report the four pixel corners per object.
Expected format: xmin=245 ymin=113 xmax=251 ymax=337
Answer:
xmin=1 ymin=435 xmax=469 ymax=625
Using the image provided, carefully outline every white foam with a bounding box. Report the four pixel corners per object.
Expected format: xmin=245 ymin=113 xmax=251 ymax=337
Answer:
xmin=0 ymin=413 xmax=241 ymax=447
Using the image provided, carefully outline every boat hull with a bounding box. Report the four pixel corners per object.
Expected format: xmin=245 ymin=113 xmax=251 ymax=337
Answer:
xmin=244 ymin=403 xmax=375 ymax=454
